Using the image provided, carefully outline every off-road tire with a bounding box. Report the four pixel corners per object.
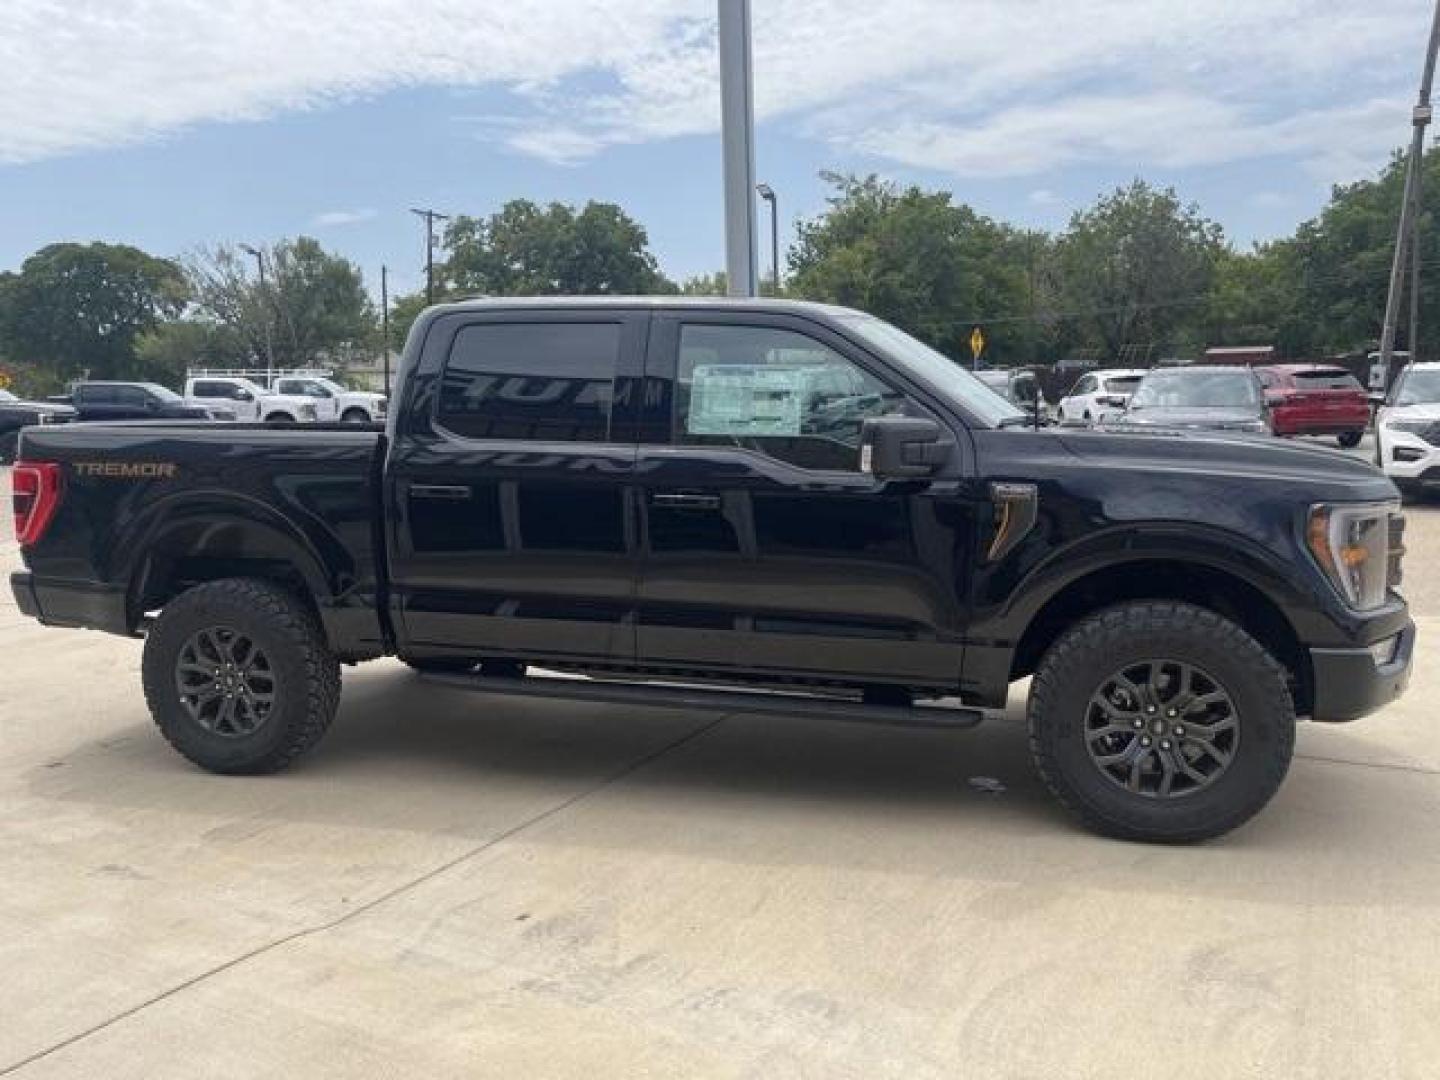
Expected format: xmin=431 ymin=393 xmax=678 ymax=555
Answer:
xmin=1027 ymin=601 xmax=1295 ymax=843
xmin=1338 ymin=431 xmax=1364 ymax=449
xmin=142 ymin=578 xmax=340 ymax=774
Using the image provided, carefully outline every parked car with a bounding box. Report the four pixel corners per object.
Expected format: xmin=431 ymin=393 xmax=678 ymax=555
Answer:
xmin=1374 ymin=361 xmax=1440 ymax=501
xmin=1111 ymin=366 xmax=1272 ymax=435
xmin=1056 ymin=369 xmax=1146 ymax=425
xmin=10 ymin=298 xmax=1412 ymax=842
xmin=974 ymin=368 xmax=1048 ymax=417
xmin=0 ymin=389 xmax=75 ymax=463
xmin=66 ymin=381 xmax=221 ymax=422
xmin=1255 ymin=364 xmax=1369 ymax=448
xmin=184 ymin=376 xmax=317 ymax=423
xmin=271 ymin=375 xmax=386 ymax=423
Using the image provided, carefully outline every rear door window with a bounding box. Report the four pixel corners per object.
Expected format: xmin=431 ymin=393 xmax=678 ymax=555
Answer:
xmin=438 ymin=321 xmax=622 ymax=442
xmin=1294 ymin=369 xmax=1362 ymax=391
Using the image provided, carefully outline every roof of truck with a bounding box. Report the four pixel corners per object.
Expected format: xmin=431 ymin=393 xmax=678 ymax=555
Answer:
xmin=429 ymin=295 xmax=860 ymax=317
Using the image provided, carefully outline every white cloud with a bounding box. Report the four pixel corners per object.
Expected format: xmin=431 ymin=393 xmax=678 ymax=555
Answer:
xmin=310 ymin=208 xmax=377 ymax=227
xmin=0 ymin=0 xmax=1424 ymax=188
xmin=1029 ymin=190 xmax=1061 ymax=206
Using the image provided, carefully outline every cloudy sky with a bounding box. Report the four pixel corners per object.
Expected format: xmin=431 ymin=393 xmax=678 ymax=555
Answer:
xmin=0 ymin=0 xmax=1427 ymax=294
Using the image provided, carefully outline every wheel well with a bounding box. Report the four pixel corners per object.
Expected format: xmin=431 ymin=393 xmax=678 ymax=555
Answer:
xmin=131 ymin=520 xmax=321 ymax=629
xmin=1011 ymin=560 xmax=1311 ymax=713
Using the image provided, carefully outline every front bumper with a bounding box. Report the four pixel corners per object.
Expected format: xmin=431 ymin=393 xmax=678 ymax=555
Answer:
xmin=1309 ymin=619 xmax=1416 ymax=722
xmin=10 ymin=571 xmax=134 ymax=636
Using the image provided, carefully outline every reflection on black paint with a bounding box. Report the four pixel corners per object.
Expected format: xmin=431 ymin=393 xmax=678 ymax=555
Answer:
xmin=518 ymin=484 xmax=625 ymax=552
xmin=409 ymin=484 xmax=504 ymax=553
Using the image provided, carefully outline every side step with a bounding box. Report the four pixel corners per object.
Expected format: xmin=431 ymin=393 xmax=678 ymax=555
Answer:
xmin=421 ymin=672 xmax=985 ymax=730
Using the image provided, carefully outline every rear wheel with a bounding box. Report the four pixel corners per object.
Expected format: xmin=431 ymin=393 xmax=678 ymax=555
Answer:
xmin=1338 ymin=431 xmax=1364 ymax=449
xmin=1027 ymin=601 xmax=1295 ymax=842
xmin=264 ymin=412 xmax=295 ymax=424
xmin=142 ymin=579 xmax=340 ymax=774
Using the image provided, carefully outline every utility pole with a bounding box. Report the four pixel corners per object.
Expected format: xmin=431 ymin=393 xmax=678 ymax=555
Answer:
xmin=380 ymin=264 xmax=391 ymax=395
xmin=756 ymin=183 xmax=780 ymax=293
xmin=718 ymin=0 xmax=759 ymax=297
xmin=239 ymin=243 xmax=276 ymax=379
xmin=1379 ymin=0 xmax=1440 ymax=379
xmin=410 ymin=207 xmax=449 ymax=305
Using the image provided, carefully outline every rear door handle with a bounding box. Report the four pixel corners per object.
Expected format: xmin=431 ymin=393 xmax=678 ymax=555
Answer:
xmin=651 ymin=492 xmax=721 ymax=510
xmin=409 ymin=484 xmax=472 ymax=500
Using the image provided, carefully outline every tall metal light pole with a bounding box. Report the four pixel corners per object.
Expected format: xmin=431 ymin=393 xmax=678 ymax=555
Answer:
xmin=1378 ymin=0 xmax=1440 ymax=380
xmin=239 ymin=243 xmax=276 ymax=379
xmin=756 ymin=182 xmax=779 ymax=293
xmin=380 ymin=264 xmax=391 ymax=395
xmin=410 ymin=207 xmax=449 ymax=305
xmin=718 ymin=0 xmax=759 ymax=297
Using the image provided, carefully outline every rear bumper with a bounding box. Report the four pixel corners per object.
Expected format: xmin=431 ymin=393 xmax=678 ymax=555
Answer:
xmin=1271 ymin=411 xmax=1370 ymax=436
xmin=9 ymin=571 xmax=134 ymax=636
xmin=1309 ymin=619 xmax=1416 ymax=722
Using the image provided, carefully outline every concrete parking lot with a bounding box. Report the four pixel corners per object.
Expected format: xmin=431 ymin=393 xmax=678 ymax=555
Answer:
xmin=2 ymin=455 xmax=1439 ymax=1079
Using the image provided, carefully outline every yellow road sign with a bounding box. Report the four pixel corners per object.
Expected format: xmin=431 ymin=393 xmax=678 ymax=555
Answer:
xmin=969 ymin=327 xmax=985 ymax=361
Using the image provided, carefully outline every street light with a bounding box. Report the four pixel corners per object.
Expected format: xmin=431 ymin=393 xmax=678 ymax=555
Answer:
xmin=239 ymin=243 xmax=276 ymax=377
xmin=756 ymin=182 xmax=779 ymax=294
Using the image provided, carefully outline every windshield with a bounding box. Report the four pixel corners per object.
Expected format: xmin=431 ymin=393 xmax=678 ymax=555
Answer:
xmin=0 ymin=389 xmax=17 ymax=402
xmin=1395 ymin=368 xmax=1440 ymax=404
xmin=834 ymin=312 xmax=1024 ymax=427
xmin=142 ymin=383 xmax=183 ymax=403
xmin=1130 ymin=370 xmax=1259 ymax=410
xmin=1104 ymin=376 xmax=1143 ymax=394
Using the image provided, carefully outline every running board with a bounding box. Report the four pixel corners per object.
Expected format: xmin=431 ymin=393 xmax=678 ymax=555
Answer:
xmin=421 ymin=672 xmax=985 ymax=730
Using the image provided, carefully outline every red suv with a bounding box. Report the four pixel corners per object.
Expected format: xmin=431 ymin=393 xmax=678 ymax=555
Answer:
xmin=1256 ymin=364 xmax=1370 ymax=447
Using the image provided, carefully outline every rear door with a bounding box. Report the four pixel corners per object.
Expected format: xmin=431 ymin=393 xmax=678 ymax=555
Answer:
xmin=630 ymin=311 xmax=972 ymax=689
xmin=385 ymin=307 xmax=648 ymax=665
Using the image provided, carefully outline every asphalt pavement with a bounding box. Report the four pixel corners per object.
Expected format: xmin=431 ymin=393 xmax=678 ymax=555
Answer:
xmin=2 ymin=460 xmax=1439 ymax=1079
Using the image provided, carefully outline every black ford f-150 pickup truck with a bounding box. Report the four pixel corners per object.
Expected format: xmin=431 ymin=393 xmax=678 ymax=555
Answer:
xmin=9 ymin=298 xmax=1415 ymax=841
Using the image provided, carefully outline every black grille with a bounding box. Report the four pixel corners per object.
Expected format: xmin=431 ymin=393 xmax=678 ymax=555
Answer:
xmin=1389 ymin=513 xmax=1407 ymax=592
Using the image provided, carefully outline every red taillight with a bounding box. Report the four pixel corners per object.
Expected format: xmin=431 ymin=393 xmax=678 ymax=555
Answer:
xmin=12 ymin=462 xmax=63 ymax=546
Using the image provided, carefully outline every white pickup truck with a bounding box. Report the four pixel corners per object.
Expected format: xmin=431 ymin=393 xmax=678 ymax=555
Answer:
xmin=270 ymin=375 xmax=386 ymax=423
xmin=183 ymin=376 xmax=319 ymax=423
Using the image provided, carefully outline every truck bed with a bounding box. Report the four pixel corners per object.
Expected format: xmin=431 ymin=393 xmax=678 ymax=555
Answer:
xmin=13 ymin=421 xmax=389 ymax=657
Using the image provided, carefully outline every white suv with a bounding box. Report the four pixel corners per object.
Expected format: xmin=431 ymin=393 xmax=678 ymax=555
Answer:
xmin=1375 ymin=362 xmax=1440 ymax=501
xmin=272 ymin=376 xmax=386 ymax=423
xmin=184 ymin=377 xmax=318 ymax=423
xmin=1057 ymin=369 xmax=1147 ymax=425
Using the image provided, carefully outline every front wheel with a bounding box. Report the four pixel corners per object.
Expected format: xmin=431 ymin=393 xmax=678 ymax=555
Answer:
xmin=341 ymin=408 xmax=370 ymax=423
xmin=142 ymin=579 xmax=340 ymax=773
xmin=1027 ymin=601 xmax=1295 ymax=842
xmin=264 ymin=412 xmax=295 ymax=424
xmin=1338 ymin=431 xmax=1364 ymax=449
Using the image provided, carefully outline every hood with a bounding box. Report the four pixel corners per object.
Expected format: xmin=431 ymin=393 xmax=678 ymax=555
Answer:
xmin=1052 ymin=425 xmax=1395 ymax=501
xmin=2 ymin=399 xmax=76 ymax=418
xmin=1385 ymin=401 xmax=1440 ymax=421
xmin=1116 ymin=407 xmax=1263 ymax=428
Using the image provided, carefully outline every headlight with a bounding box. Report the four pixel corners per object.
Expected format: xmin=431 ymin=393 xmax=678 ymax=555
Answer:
xmin=1306 ymin=502 xmax=1401 ymax=610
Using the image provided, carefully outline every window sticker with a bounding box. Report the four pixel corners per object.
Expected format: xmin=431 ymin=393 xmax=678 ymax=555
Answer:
xmin=688 ymin=364 xmax=807 ymax=436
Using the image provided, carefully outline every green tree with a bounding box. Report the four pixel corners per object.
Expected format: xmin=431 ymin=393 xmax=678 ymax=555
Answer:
xmin=1055 ymin=180 xmax=1225 ymax=357
xmin=678 ymin=271 xmax=728 ymax=296
xmin=1204 ymin=243 xmax=1308 ymax=355
xmin=0 ymin=242 xmax=187 ymax=380
xmin=787 ymin=174 xmax=1032 ymax=364
xmin=185 ymin=238 xmax=374 ymax=369
xmin=441 ymin=199 xmax=671 ymax=296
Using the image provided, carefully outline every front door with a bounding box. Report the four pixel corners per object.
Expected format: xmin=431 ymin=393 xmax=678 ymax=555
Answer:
xmin=632 ymin=312 xmax=974 ymax=691
xmin=386 ymin=308 xmax=648 ymax=665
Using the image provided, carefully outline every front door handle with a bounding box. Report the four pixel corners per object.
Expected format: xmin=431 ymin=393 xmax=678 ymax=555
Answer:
xmin=651 ymin=492 xmax=721 ymax=510
xmin=409 ymin=484 xmax=472 ymax=501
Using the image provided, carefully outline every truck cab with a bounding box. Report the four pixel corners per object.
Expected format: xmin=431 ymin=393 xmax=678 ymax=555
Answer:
xmin=184 ymin=376 xmax=317 ymax=423
xmin=271 ymin=375 xmax=386 ymax=423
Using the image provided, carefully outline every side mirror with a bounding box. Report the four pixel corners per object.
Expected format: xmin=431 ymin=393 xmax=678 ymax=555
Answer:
xmin=860 ymin=416 xmax=947 ymax=478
